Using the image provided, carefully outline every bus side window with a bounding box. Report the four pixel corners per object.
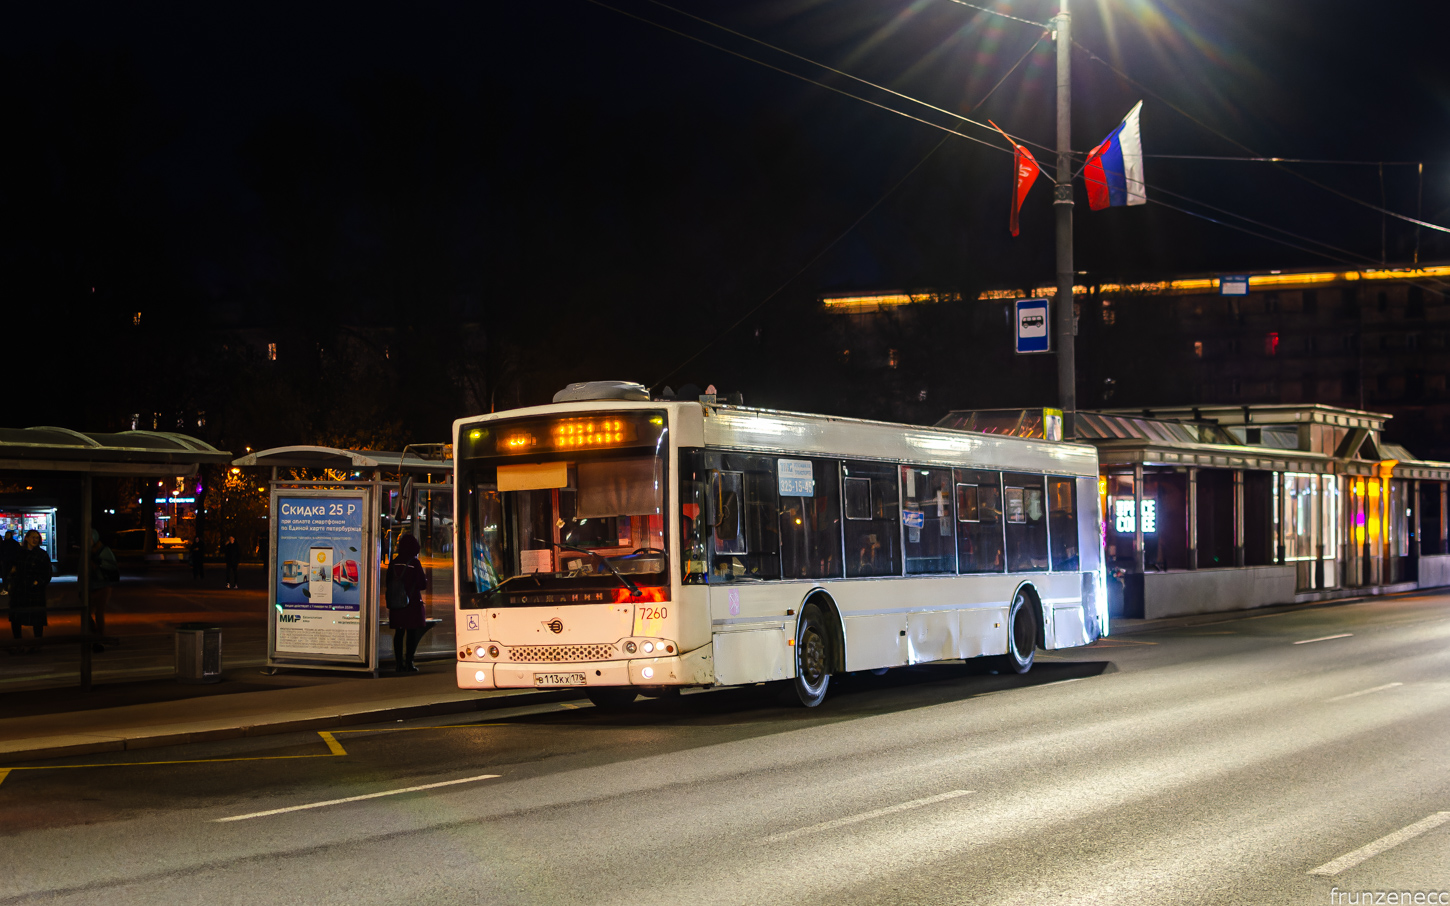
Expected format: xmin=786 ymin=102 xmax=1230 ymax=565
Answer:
xmin=780 ymin=457 xmax=842 ymax=579
xmin=1048 ymin=477 xmax=1079 ymax=570
xmin=956 ymin=469 xmax=1004 ymax=573
xmin=711 ymin=471 xmax=746 ymax=554
xmin=843 ymin=461 xmax=901 ymax=578
xmin=679 ymin=449 xmax=708 ymax=585
xmin=1004 ymin=472 xmax=1049 ymax=572
xmin=902 ymin=465 xmax=955 ymax=575
xmin=709 ymin=454 xmax=781 ymax=582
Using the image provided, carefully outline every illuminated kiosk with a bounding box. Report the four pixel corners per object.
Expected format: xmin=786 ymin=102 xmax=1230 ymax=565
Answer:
xmin=232 ymin=445 xmax=453 ymax=674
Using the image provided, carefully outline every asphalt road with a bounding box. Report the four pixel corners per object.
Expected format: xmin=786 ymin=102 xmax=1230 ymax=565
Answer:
xmin=2 ymin=593 xmax=1449 ymax=905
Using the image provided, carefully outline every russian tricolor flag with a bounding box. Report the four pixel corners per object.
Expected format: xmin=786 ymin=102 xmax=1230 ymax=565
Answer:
xmin=1083 ymin=101 xmax=1145 ymax=210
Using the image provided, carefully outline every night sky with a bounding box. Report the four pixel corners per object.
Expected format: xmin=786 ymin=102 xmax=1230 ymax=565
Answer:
xmin=3 ymin=1 xmax=1446 ymax=445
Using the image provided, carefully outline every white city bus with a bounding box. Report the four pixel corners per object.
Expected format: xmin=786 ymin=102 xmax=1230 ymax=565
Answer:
xmin=453 ymin=382 xmax=1106 ymax=707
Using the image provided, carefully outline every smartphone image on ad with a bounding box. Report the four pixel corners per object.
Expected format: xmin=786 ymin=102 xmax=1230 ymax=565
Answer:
xmin=309 ymin=546 xmax=334 ymax=604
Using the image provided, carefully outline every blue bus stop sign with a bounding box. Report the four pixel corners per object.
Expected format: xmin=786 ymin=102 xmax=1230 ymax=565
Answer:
xmin=1015 ymin=298 xmax=1051 ymax=354
xmin=1220 ymin=275 xmax=1249 ymax=296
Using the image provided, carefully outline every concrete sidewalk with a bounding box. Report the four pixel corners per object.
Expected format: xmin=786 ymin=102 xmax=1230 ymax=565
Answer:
xmin=0 ymin=664 xmax=565 ymax=764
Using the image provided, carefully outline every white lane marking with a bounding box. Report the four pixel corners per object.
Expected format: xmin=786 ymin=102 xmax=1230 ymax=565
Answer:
xmin=215 ymin=773 xmax=500 ymax=822
xmin=1294 ymin=633 xmax=1353 ymax=645
xmin=1309 ymin=812 xmax=1450 ymax=875
xmin=762 ymin=790 xmax=973 ymax=844
xmin=1325 ymin=682 xmax=1403 ymax=702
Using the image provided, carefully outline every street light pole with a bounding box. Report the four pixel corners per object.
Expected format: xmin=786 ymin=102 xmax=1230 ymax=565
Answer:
xmin=1053 ymin=0 xmax=1076 ymax=436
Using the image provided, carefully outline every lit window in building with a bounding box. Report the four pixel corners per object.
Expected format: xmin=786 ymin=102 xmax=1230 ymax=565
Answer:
xmin=1113 ymin=499 xmax=1156 ymax=534
xmin=1193 ymin=341 xmax=1203 ymax=358
xmin=888 ymin=349 xmax=899 ymax=369
xmin=133 ymin=312 xmax=141 ymax=326
xmin=268 ymin=342 xmax=277 ymax=361
xmin=1102 ymin=299 xmax=1116 ymax=326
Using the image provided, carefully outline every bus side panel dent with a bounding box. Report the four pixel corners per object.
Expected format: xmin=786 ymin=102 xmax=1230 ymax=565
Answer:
xmin=713 ymin=628 xmax=790 ymax=685
xmin=906 ymin=610 xmax=959 ymax=664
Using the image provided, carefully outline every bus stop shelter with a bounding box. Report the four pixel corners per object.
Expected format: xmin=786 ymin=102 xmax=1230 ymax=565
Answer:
xmin=230 ymin=445 xmax=454 ymax=673
xmin=0 ymin=427 xmax=233 ymax=690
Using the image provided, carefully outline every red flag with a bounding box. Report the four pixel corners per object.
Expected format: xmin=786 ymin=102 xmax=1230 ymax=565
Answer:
xmin=1010 ymin=143 xmax=1041 ymax=236
xmin=991 ymin=121 xmax=1040 ymax=237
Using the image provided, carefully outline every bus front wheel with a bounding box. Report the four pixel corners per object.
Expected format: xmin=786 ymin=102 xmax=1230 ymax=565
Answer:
xmin=790 ymin=605 xmax=832 ymax=707
xmin=1000 ymin=589 xmax=1037 ymax=675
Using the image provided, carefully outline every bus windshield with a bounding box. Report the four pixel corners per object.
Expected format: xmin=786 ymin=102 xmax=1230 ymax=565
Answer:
xmin=458 ymin=411 xmax=668 ymax=607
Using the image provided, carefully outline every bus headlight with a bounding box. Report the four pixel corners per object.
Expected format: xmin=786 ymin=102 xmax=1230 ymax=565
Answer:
xmin=642 ymin=641 xmax=654 ymax=654
xmin=486 ymin=645 xmax=500 ymax=659
xmin=623 ymin=640 xmax=637 ymax=654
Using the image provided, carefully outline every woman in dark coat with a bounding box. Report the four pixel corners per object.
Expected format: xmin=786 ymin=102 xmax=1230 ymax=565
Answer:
xmin=8 ymin=529 xmax=52 ymax=652
xmin=388 ymin=533 xmax=428 ymax=674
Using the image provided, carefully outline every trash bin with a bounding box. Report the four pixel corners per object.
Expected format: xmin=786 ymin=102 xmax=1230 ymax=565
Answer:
xmin=176 ymin=623 xmax=223 ymax=684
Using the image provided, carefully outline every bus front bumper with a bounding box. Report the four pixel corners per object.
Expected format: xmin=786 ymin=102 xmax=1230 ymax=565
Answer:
xmin=457 ymin=647 xmax=711 ymax=690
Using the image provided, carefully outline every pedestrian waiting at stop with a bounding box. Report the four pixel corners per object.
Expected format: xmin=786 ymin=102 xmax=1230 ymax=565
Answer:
xmin=88 ymin=529 xmax=120 ymax=653
xmin=7 ymin=530 xmax=52 ymax=654
xmin=386 ymin=533 xmax=428 ymax=674
xmin=223 ymin=535 xmax=241 ymax=589
xmin=0 ymin=530 xmax=19 ymax=593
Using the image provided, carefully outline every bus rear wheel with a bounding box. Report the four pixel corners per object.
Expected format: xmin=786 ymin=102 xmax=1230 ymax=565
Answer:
xmin=1000 ymin=589 xmax=1037 ymax=675
xmin=790 ymin=605 xmax=831 ymax=707
xmin=586 ymin=687 xmax=638 ymax=709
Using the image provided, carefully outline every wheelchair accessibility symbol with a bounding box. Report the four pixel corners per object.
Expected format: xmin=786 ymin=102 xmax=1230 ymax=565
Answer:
xmin=467 ymin=614 xmax=479 ymax=631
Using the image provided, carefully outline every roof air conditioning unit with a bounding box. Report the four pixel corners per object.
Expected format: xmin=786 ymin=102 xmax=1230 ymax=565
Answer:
xmin=552 ymin=381 xmax=650 ymax=403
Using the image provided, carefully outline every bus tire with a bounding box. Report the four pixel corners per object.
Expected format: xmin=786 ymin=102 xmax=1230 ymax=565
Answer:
xmin=790 ymin=604 xmax=832 ymax=707
xmin=1000 ymin=589 xmax=1037 ymax=675
xmin=586 ymin=687 xmax=638 ymax=709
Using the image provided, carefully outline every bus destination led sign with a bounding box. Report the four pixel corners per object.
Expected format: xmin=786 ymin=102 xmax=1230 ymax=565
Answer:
xmin=497 ymin=417 xmax=640 ymax=453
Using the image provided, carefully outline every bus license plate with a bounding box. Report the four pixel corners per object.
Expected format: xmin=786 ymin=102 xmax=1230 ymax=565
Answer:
xmin=534 ymin=672 xmax=586 ymax=686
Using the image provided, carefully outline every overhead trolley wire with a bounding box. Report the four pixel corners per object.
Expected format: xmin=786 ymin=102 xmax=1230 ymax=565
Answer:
xmin=647 ymin=27 xmax=1051 ymax=389
xmin=631 ymin=0 xmax=1060 ymax=160
xmin=941 ymin=0 xmax=1051 ymax=30
xmin=1147 ymin=155 xmax=1425 ymax=167
xmin=1072 ymin=40 xmax=1450 ymax=237
xmin=582 ymin=0 xmax=1014 ymax=158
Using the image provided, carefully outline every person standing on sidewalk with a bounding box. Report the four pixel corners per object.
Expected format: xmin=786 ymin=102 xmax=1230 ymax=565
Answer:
xmin=387 ymin=533 xmax=428 ymax=674
xmin=223 ymin=535 xmax=241 ymax=589
xmin=88 ymin=530 xmax=119 ymax=653
xmin=8 ymin=530 xmax=51 ymax=653
xmin=0 ymin=530 xmax=19 ymax=593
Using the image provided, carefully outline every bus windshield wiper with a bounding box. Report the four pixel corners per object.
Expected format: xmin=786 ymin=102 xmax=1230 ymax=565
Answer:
xmin=532 ymin=538 xmax=642 ymax=597
xmin=479 ymin=572 xmax=542 ymax=600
